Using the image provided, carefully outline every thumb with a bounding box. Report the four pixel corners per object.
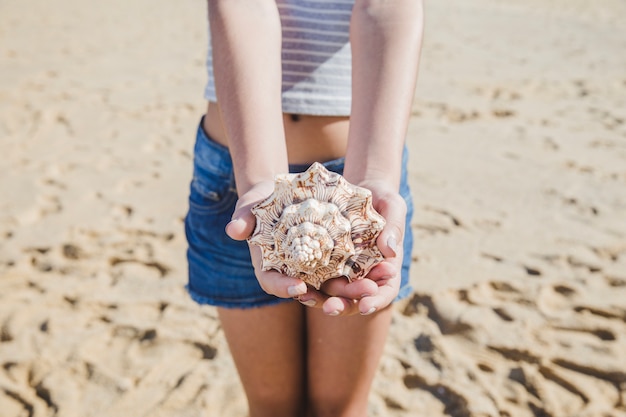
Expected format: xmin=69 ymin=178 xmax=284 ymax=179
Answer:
xmin=374 ymin=194 xmax=406 ymax=259
xmin=225 ymin=205 xmax=257 ymax=241
xmin=225 ymin=180 xmax=276 ymax=241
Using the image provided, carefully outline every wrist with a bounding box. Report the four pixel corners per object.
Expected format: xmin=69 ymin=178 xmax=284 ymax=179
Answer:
xmin=235 ymin=178 xmax=276 ymax=200
xmin=231 ymin=156 xmax=287 ymax=196
xmin=343 ymin=156 xmax=401 ymax=191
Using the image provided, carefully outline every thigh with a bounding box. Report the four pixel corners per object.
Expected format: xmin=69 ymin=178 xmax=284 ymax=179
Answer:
xmin=218 ymin=302 xmax=307 ymax=417
xmin=305 ymin=306 xmax=393 ymax=417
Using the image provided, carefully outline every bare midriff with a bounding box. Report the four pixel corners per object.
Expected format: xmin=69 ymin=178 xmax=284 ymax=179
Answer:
xmin=204 ymin=102 xmax=350 ymax=165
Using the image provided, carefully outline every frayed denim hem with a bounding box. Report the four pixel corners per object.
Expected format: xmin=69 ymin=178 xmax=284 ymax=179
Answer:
xmin=186 ymin=284 xmax=292 ymax=309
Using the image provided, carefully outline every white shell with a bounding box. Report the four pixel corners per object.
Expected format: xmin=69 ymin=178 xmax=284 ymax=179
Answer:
xmin=248 ymin=162 xmax=386 ymax=289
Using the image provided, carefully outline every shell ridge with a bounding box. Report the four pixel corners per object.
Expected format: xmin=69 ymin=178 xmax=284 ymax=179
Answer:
xmin=249 ymin=162 xmax=385 ymax=288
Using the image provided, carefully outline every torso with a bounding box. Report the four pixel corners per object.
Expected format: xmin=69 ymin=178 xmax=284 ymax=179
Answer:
xmin=204 ymin=102 xmax=350 ymax=166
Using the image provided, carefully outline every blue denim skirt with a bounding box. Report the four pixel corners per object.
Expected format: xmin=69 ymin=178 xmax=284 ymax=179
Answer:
xmin=185 ymin=120 xmax=414 ymax=308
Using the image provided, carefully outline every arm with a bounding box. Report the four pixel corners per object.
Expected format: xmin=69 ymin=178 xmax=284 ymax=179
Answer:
xmin=341 ymin=0 xmax=424 ymax=312
xmin=344 ymin=0 xmax=424 ymax=187
xmin=210 ymin=0 xmax=308 ymax=298
xmin=297 ymin=0 xmax=424 ymax=315
xmin=208 ymin=0 xmax=288 ymax=195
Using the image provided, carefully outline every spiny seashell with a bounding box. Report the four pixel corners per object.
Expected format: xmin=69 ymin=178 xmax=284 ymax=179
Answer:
xmin=248 ymin=162 xmax=386 ymax=289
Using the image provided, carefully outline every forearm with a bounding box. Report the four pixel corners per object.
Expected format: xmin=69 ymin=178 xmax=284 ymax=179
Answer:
xmin=344 ymin=0 xmax=424 ymax=188
xmin=208 ymin=0 xmax=288 ymax=194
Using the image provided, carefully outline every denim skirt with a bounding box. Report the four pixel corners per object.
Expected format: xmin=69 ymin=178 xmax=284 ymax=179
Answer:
xmin=185 ymin=120 xmax=414 ymax=308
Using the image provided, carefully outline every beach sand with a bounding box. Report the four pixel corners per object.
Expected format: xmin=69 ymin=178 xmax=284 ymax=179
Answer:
xmin=1 ymin=0 xmax=625 ymax=415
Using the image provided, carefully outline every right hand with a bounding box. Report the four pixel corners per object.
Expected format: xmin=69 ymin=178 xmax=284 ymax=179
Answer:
xmin=225 ymin=181 xmax=308 ymax=299
xmin=296 ymin=179 xmax=407 ymax=316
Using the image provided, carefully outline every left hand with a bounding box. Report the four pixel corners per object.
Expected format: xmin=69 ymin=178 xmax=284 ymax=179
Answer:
xmin=295 ymin=179 xmax=407 ymax=315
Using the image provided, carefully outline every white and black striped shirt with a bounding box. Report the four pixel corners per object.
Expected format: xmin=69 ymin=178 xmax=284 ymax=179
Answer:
xmin=204 ymin=0 xmax=354 ymax=116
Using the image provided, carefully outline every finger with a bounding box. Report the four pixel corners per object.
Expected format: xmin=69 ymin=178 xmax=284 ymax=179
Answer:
xmin=257 ymin=269 xmax=308 ymax=299
xmin=321 ymin=296 xmax=360 ymax=316
xmin=320 ymin=276 xmax=379 ymax=299
xmin=374 ymin=194 xmax=406 ymax=259
xmin=248 ymin=245 xmax=308 ymax=298
xmin=225 ymin=207 xmax=256 ymax=241
xmin=358 ymin=263 xmax=401 ymax=315
xmin=226 ymin=181 xmax=276 ymax=241
xmin=294 ymin=287 xmax=328 ymax=308
xmin=357 ymin=281 xmax=398 ymax=315
xmin=226 ymin=214 xmax=256 ymax=240
xmin=297 ymin=289 xmax=367 ymax=317
xmin=366 ymin=261 xmax=397 ymax=283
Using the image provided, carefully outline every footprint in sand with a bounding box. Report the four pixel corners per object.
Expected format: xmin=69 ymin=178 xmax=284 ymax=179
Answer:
xmin=543 ymin=188 xmax=601 ymax=217
xmin=413 ymin=205 xmax=465 ymax=236
xmin=480 ymin=252 xmax=543 ymax=278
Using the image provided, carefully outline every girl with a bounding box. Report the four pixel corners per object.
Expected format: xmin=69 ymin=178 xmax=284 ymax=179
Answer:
xmin=185 ymin=0 xmax=424 ymax=415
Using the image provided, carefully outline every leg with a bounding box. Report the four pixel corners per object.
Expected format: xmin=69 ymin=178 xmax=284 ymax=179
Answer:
xmin=305 ymin=306 xmax=393 ymax=417
xmin=218 ymin=302 xmax=307 ymax=417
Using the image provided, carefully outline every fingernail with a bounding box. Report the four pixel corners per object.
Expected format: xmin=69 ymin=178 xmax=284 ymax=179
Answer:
xmin=328 ymin=310 xmax=340 ymax=316
xmin=299 ymin=299 xmax=317 ymax=307
xmin=387 ymin=236 xmax=398 ymax=257
xmin=226 ymin=217 xmax=242 ymax=228
xmin=288 ymin=282 xmax=307 ymax=297
xmin=225 ymin=218 xmax=240 ymax=234
xmin=362 ymin=307 xmax=377 ymax=315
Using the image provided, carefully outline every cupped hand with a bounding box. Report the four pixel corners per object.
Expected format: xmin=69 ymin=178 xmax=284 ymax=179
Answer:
xmin=358 ymin=179 xmax=407 ymax=311
xmin=295 ymin=179 xmax=407 ymax=316
xmin=226 ymin=181 xmax=308 ymax=299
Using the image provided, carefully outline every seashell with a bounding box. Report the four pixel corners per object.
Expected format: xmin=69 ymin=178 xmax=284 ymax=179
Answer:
xmin=248 ymin=162 xmax=386 ymax=290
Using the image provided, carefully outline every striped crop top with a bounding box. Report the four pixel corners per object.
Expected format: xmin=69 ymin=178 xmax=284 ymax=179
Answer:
xmin=204 ymin=0 xmax=354 ymax=116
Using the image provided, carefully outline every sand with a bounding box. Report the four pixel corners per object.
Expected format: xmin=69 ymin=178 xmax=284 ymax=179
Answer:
xmin=1 ymin=0 xmax=625 ymax=416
